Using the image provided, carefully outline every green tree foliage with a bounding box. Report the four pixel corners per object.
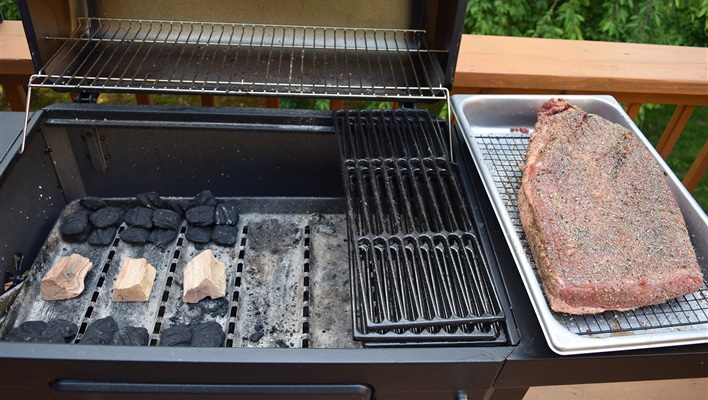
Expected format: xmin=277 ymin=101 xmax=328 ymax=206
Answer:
xmin=0 ymin=0 xmax=20 ymax=20
xmin=465 ymin=0 xmax=708 ymax=46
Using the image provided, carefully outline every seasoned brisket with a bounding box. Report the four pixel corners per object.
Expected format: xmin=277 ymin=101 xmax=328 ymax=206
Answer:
xmin=518 ymin=98 xmax=702 ymax=314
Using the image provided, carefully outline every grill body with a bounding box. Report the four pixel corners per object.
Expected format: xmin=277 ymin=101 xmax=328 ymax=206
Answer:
xmin=0 ymin=104 xmax=516 ymax=400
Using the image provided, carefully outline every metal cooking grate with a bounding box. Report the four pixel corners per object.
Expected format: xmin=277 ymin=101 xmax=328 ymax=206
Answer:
xmin=335 ymin=110 xmax=506 ymax=342
xmin=475 ymin=133 xmax=708 ymax=336
xmin=29 ymin=17 xmax=448 ymax=100
xmin=337 ymin=109 xmax=450 ymax=159
xmin=354 ymin=233 xmax=504 ymax=331
xmin=343 ymin=158 xmax=472 ymax=236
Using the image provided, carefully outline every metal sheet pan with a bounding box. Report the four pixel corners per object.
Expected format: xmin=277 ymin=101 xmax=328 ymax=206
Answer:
xmin=451 ymin=94 xmax=708 ymax=355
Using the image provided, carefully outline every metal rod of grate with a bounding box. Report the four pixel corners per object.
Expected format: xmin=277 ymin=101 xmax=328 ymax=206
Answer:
xmin=29 ymin=17 xmax=448 ymax=100
xmin=475 ymin=133 xmax=708 ymax=336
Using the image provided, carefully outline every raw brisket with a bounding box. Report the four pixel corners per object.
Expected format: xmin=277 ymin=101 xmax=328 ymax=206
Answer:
xmin=518 ymin=98 xmax=702 ymax=314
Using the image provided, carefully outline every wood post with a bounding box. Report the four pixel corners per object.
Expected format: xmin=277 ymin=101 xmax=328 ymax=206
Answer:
xmin=656 ymin=105 xmax=695 ymax=159
xmin=683 ymin=139 xmax=708 ymax=193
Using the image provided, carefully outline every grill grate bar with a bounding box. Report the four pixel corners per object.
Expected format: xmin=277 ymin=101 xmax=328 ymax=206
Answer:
xmin=31 ymin=17 xmax=447 ymax=100
xmin=475 ymin=133 xmax=708 ymax=336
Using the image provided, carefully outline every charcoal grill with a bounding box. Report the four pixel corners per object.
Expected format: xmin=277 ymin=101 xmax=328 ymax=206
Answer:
xmin=1 ymin=1 xmax=707 ymax=400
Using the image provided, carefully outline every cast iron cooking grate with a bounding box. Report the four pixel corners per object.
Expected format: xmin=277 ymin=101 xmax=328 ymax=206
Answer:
xmin=474 ymin=133 xmax=708 ymax=336
xmin=335 ymin=109 xmax=506 ymax=342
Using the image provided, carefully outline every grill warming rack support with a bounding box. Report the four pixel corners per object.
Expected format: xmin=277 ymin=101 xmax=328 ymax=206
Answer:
xmin=21 ymin=17 xmax=451 ymax=153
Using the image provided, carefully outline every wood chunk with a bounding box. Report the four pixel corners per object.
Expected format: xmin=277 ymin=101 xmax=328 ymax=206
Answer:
xmin=41 ymin=254 xmax=93 ymax=300
xmin=183 ymin=250 xmax=226 ymax=303
xmin=112 ymin=258 xmax=157 ymax=302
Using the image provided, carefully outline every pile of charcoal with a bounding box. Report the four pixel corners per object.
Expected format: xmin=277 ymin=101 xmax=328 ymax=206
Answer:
xmin=59 ymin=190 xmax=240 ymax=247
xmin=4 ymin=317 xmax=225 ymax=347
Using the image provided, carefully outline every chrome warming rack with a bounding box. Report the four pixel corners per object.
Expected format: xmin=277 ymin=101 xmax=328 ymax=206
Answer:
xmin=21 ymin=17 xmax=451 ymax=152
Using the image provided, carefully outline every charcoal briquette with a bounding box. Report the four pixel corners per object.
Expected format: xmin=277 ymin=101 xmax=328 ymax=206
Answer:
xmin=190 ymin=321 xmax=225 ymax=347
xmin=79 ymin=316 xmax=119 ymax=345
xmin=88 ymin=227 xmax=118 ymax=246
xmin=120 ymin=227 xmax=150 ymax=244
xmin=212 ymin=225 xmax=238 ymax=247
xmin=160 ymin=324 xmax=192 ymax=347
xmin=4 ymin=319 xmax=77 ymax=344
xmin=79 ymin=197 xmax=106 ymax=210
xmin=4 ymin=321 xmax=47 ymax=342
xmin=89 ymin=207 xmax=124 ymax=228
xmin=42 ymin=319 xmax=79 ymax=343
xmin=136 ymin=191 xmax=168 ymax=210
xmin=60 ymin=210 xmax=90 ymax=236
xmin=185 ymin=206 xmax=215 ymax=226
xmin=168 ymin=198 xmax=191 ymax=215
xmin=214 ymin=203 xmax=239 ymax=226
xmin=62 ymin=230 xmax=91 ymax=243
xmin=185 ymin=225 xmax=212 ymax=244
xmin=152 ymin=209 xmax=181 ymax=230
xmin=190 ymin=190 xmax=217 ymax=207
xmin=124 ymin=207 xmax=154 ymax=229
xmin=148 ymin=229 xmax=178 ymax=246
xmin=111 ymin=326 xmax=149 ymax=346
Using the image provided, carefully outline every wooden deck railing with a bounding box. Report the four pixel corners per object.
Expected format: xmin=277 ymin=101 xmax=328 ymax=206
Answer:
xmin=1 ymin=21 xmax=706 ymax=191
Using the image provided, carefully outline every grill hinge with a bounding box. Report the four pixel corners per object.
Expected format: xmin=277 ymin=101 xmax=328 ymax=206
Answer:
xmin=73 ymin=92 xmax=99 ymax=104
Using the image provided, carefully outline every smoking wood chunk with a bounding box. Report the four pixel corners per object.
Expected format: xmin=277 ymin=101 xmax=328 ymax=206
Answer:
xmin=183 ymin=250 xmax=226 ymax=303
xmin=112 ymin=258 xmax=157 ymax=302
xmin=41 ymin=254 xmax=93 ymax=300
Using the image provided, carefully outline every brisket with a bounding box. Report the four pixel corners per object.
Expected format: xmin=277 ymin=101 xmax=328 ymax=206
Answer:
xmin=518 ymin=98 xmax=702 ymax=314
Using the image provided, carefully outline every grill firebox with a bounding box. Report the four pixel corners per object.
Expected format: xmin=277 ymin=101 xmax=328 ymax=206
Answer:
xmin=0 ymin=198 xmax=357 ymax=349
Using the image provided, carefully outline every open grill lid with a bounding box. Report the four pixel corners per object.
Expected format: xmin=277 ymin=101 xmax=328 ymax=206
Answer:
xmin=17 ymin=0 xmax=467 ymax=102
